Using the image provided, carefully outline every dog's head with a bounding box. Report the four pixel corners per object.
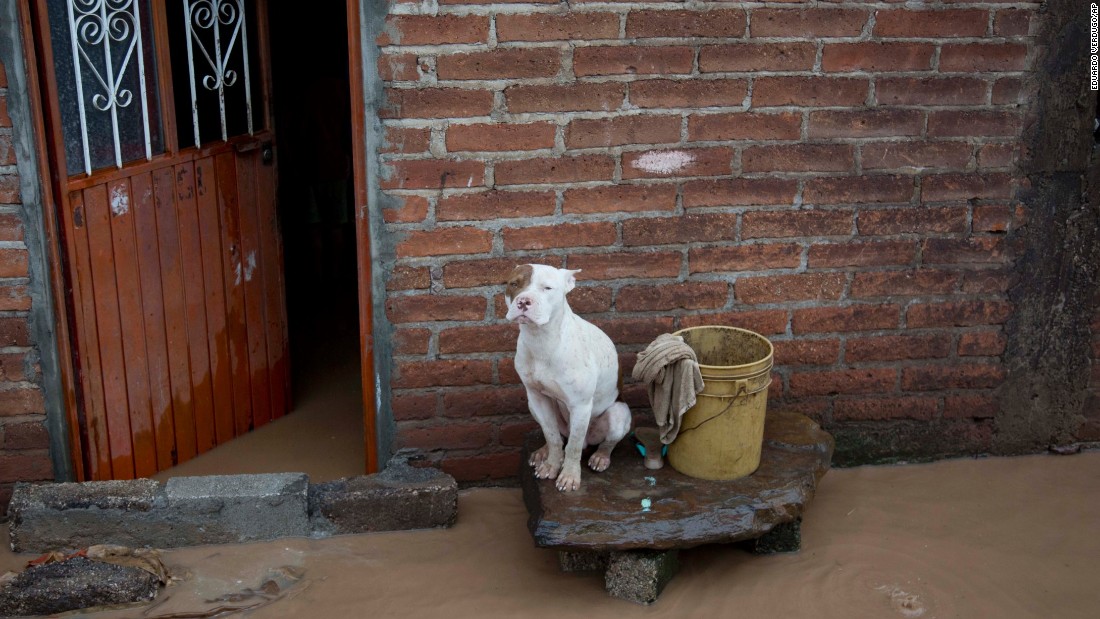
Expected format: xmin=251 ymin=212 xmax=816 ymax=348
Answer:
xmin=505 ymin=264 xmax=580 ymax=326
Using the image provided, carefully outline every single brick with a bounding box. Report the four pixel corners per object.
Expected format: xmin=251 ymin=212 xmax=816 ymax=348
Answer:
xmin=683 ymin=178 xmax=798 ymax=208
xmin=395 ymin=227 xmax=493 ymax=257
xmin=772 ymin=339 xmax=841 ymax=366
xmin=928 ymin=111 xmax=1022 ymax=137
xmin=573 ymin=46 xmax=694 ymax=77
xmin=849 ymin=269 xmax=960 ymax=298
xmin=495 ymin=155 xmax=616 ymax=186
xmin=381 ymin=126 xmax=431 ymax=154
xmin=857 ymin=207 xmax=968 ymax=235
xmin=439 ymin=325 xmax=519 ymax=354
xmin=742 ymin=209 xmax=852 ymax=239
xmin=821 ymin=42 xmax=934 ymax=72
xmin=447 ymin=122 xmax=556 ymax=153
xmin=873 ymin=9 xmax=989 ymax=38
xmin=505 ymin=83 xmax=625 ymax=113
xmin=627 ymin=9 xmax=747 ymax=38
xmin=393 ymin=328 xmax=431 ymax=355
xmin=751 ymin=8 xmax=867 ymax=37
xmin=699 ymin=43 xmax=815 ymax=72
xmin=380 ymin=15 xmax=489 ymax=45
xmin=791 ymin=304 xmax=899 ymax=334
xmin=939 ymin=44 xmax=1029 ymax=72
xmin=876 ymin=77 xmax=988 ymax=106
xmin=382 ymin=88 xmax=493 ymax=119
xmin=393 ymin=360 xmax=494 ymax=389
xmin=385 ymin=294 xmax=486 ymax=323
xmin=630 ymin=79 xmax=747 ymax=109
xmin=752 ymin=77 xmax=868 ymax=107
xmin=906 ymin=300 xmax=1013 ymax=328
xmin=566 ymin=115 xmax=681 ymax=148
xmin=397 ymin=422 xmax=493 ymax=451
xmin=382 ymin=195 xmax=430 ymax=224
xmin=833 ymin=397 xmax=940 ymax=421
xmin=808 ymin=241 xmax=916 ymax=268
xmin=923 ymin=238 xmax=1007 ymax=264
xmin=440 ymin=451 xmax=522 ymax=483
xmin=788 ymin=368 xmax=897 ymax=397
xmin=742 ymin=144 xmax=855 ymax=173
xmin=617 ymin=282 xmax=728 ymax=311
xmin=378 ymin=53 xmax=420 ymax=81
xmin=381 ymin=160 xmax=486 ymax=191
xmin=621 ymin=213 xmax=738 ymax=245
xmin=958 ymin=330 xmax=1007 ymax=356
xmin=901 ymin=363 xmax=1005 ymax=391
xmin=922 ymin=173 xmax=1014 ymax=201
xmin=443 ymin=387 xmax=528 ymax=418
xmin=689 ymin=112 xmax=801 ymax=141
xmin=566 ymin=252 xmax=681 ymax=280
xmin=688 ymin=243 xmax=802 ymax=274
xmin=438 ymin=190 xmax=556 ymax=221
xmin=497 ymin=13 xmax=619 ymax=42
xmin=379 ymin=267 xmax=429 ymax=305
xmin=804 ymin=175 xmax=913 ymax=205
xmin=861 ymin=142 xmax=973 ymax=171
xmin=436 ymin=48 xmax=561 ymax=80
xmin=737 ymin=272 xmax=847 ymax=304
xmin=808 ymin=109 xmax=923 ymax=139
xmin=846 ymin=334 xmax=954 ymax=362
xmin=563 ymin=184 xmax=677 ymax=214
xmin=503 ymin=222 xmax=616 ymax=250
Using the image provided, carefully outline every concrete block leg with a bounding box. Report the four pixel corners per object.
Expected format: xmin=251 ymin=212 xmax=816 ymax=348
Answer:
xmin=557 ymin=551 xmax=609 ymax=573
xmin=604 ymin=550 xmax=679 ymax=605
xmin=746 ymin=518 xmax=802 ymax=554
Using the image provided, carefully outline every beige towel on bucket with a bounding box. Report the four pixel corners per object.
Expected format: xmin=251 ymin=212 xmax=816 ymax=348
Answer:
xmin=632 ymin=333 xmax=705 ymax=444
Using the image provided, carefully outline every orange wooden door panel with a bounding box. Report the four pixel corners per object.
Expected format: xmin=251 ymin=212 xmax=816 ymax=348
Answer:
xmin=31 ymin=1 xmax=289 ymax=480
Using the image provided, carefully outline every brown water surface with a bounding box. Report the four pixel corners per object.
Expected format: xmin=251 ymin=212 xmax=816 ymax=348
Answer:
xmin=3 ymin=450 xmax=1097 ymax=618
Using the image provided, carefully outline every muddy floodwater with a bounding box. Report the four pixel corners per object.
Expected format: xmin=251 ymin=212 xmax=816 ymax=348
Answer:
xmin=3 ymin=451 xmax=1098 ymax=618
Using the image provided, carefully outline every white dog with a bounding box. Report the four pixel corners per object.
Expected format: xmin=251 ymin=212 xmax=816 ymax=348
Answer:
xmin=505 ymin=264 xmax=632 ymax=492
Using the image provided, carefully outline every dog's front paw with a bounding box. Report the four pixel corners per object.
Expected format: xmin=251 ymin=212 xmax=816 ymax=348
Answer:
xmin=556 ymin=463 xmax=582 ymax=492
xmin=534 ymin=458 xmax=562 ymax=480
xmin=529 ymin=444 xmax=550 ymax=467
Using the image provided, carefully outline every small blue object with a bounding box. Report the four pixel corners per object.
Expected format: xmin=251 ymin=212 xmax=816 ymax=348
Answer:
xmin=634 ymin=442 xmax=669 ymax=458
xmin=640 ymin=498 xmax=652 ymax=512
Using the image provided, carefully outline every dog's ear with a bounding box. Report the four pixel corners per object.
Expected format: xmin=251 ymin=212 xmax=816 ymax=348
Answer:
xmin=563 ymin=269 xmax=581 ymax=293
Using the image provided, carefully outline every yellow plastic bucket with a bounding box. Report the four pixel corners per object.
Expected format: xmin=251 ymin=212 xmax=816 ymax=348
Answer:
xmin=667 ymin=326 xmax=773 ymax=481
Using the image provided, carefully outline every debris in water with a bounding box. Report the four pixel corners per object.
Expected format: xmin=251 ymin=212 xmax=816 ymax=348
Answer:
xmin=640 ymin=498 xmax=652 ymax=512
xmin=644 ymin=476 xmax=656 ymax=486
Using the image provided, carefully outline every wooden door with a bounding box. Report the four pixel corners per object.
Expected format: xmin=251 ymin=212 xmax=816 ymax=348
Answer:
xmin=32 ymin=0 xmax=288 ymax=480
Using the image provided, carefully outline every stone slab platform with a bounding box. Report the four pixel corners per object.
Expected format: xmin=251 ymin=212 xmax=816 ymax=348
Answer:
xmin=521 ymin=411 xmax=833 ymax=552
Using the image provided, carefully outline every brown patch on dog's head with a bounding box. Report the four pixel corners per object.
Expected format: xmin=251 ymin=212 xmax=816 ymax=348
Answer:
xmin=505 ymin=264 xmax=533 ymax=301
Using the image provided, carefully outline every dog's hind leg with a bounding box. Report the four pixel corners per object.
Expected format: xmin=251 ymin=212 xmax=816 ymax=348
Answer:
xmin=587 ymin=402 xmax=632 ymax=472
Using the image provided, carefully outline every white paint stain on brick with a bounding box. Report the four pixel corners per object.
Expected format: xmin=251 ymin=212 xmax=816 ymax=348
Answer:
xmin=631 ymin=150 xmax=695 ymax=175
xmin=244 ymin=251 xmax=257 ymax=282
xmin=109 ymin=185 xmax=129 ymax=216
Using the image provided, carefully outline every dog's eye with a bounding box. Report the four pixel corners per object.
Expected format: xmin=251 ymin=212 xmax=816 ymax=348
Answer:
xmin=543 ymin=286 xmax=552 ymax=291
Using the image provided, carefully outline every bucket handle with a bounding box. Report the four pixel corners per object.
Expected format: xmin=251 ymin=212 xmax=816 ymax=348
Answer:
xmin=677 ymin=378 xmax=770 ymax=437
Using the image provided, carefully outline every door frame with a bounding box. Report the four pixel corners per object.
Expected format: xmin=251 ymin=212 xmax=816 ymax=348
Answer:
xmin=13 ymin=0 xmax=379 ymax=479
xmin=346 ymin=0 xmax=379 ymax=473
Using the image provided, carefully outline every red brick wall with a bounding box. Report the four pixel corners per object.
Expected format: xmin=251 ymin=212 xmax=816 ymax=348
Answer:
xmin=0 ymin=59 xmax=54 ymax=503
xmin=377 ymin=1 xmax=1044 ymax=481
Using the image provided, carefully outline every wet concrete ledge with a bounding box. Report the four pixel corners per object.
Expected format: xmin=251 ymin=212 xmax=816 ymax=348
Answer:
xmin=7 ymin=455 xmax=457 ymax=553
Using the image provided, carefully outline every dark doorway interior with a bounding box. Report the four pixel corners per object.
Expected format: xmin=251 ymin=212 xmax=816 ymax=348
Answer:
xmin=265 ymin=2 xmax=363 ymax=474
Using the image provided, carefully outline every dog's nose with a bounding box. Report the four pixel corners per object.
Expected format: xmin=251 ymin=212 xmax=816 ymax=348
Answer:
xmin=516 ymin=296 xmax=532 ymax=310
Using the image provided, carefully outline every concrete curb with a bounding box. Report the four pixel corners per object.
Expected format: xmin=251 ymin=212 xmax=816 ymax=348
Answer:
xmin=8 ymin=459 xmax=457 ymax=553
